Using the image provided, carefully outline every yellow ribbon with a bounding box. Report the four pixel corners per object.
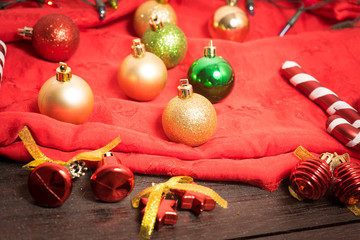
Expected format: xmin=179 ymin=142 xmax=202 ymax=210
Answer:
xmin=293 ymin=146 xmax=315 ymax=160
xmin=18 ymin=126 xmax=121 ymax=170
xmin=131 ymin=176 xmax=228 ymax=239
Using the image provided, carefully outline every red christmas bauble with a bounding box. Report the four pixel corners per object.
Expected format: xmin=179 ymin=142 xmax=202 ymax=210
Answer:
xmin=332 ymin=162 xmax=360 ymax=205
xmin=289 ymin=158 xmax=332 ymax=200
xmin=32 ymin=14 xmax=80 ymax=61
xmin=28 ymin=162 xmax=72 ymax=207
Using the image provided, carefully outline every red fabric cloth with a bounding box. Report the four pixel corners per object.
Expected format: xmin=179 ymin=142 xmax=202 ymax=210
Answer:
xmin=1 ymin=0 xmax=360 ymax=191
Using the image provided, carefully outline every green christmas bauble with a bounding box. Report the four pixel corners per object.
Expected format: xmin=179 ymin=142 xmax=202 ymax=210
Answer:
xmin=188 ymin=41 xmax=234 ymax=103
xmin=142 ymin=17 xmax=187 ymax=69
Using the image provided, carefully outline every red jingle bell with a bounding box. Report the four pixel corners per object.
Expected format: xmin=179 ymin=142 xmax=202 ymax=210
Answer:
xmin=90 ymin=152 xmax=135 ymax=202
xmin=28 ymin=162 xmax=72 ymax=207
xmin=289 ymin=158 xmax=332 ymax=200
xmin=18 ymin=14 xmax=80 ymax=62
xmin=332 ymin=162 xmax=360 ymax=205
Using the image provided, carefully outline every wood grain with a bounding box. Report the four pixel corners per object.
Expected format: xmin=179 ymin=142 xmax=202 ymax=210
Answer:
xmin=1 ymin=158 xmax=360 ymax=240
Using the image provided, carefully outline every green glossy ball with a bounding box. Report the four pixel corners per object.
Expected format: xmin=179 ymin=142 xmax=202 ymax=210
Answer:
xmin=142 ymin=23 xmax=187 ymax=69
xmin=188 ymin=56 xmax=234 ymax=103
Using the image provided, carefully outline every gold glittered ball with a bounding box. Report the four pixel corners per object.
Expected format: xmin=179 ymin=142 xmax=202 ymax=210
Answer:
xmin=38 ymin=75 xmax=94 ymax=124
xmin=133 ymin=0 xmax=177 ymax=37
xmin=162 ymin=93 xmax=217 ymax=147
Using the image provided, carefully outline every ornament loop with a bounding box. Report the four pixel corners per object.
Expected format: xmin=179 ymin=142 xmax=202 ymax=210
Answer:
xmin=18 ymin=26 xmax=33 ymax=40
xmin=204 ymin=40 xmax=216 ymax=58
xmin=56 ymin=62 xmax=72 ymax=82
xmin=226 ymin=0 xmax=238 ymax=6
xmin=177 ymin=79 xmax=193 ymax=99
xmin=131 ymin=39 xmax=146 ymax=58
xmin=149 ymin=15 xmax=163 ymax=31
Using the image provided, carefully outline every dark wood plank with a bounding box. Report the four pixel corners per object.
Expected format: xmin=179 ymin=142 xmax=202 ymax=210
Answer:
xmin=1 ymin=158 xmax=360 ymax=240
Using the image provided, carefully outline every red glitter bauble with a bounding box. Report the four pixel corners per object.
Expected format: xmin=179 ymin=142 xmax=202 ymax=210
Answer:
xmin=32 ymin=14 xmax=80 ymax=62
xmin=289 ymin=158 xmax=332 ymax=200
xmin=332 ymin=162 xmax=360 ymax=205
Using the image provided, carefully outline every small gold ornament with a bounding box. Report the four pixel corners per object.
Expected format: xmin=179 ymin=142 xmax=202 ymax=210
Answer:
xmin=118 ymin=39 xmax=167 ymax=101
xmin=162 ymin=79 xmax=217 ymax=147
xmin=133 ymin=0 xmax=177 ymax=37
xmin=208 ymin=0 xmax=249 ymax=42
xmin=38 ymin=62 xmax=94 ymax=124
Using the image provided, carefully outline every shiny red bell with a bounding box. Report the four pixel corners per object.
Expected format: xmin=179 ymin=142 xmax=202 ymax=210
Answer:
xmin=289 ymin=158 xmax=332 ymax=200
xmin=332 ymin=162 xmax=360 ymax=205
xmin=90 ymin=152 xmax=134 ymax=202
xmin=28 ymin=162 xmax=72 ymax=207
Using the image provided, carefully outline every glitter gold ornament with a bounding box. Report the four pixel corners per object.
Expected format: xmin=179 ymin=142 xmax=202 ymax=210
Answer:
xmin=208 ymin=0 xmax=249 ymax=42
xmin=162 ymin=79 xmax=217 ymax=147
xmin=38 ymin=62 xmax=94 ymax=124
xmin=142 ymin=16 xmax=187 ymax=69
xmin=188 ymin=40 xmax=235 ymax=103
xmin=133 ymin=0 xmax=177 ymax=37
xmin=18 ymin=14 xmax=80 ymax=62
xmin=118 ymin=39 xmax=167 ymax=101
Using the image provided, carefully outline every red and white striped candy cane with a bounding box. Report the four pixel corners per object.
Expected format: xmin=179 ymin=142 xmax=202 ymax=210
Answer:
xmin=326 ymin=115 xmax=360 ymax=150
xmin=0 ymin=40 xmax=6 ymax=84
xmin=281 ymin=61 xmax=360 ymax=128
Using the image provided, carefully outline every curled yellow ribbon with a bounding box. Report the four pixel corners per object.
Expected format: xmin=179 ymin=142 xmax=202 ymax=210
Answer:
xmin=294 ymin=146 xmax=315 ymax=160
xmin=131 ymin=176 xmax=228 ymax=239
xmin=18 ymin=126 xmax=121 ymax=170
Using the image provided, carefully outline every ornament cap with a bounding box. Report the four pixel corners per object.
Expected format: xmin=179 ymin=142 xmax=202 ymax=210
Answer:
xmin=177 ymin=79 xmax=193 ymax=99
xmin=204 ymin=40 xmax=216 ymax=58
xmin=149 ymin=16 xmax=163 ymax=31
xmin=18 ymin=26 xmax=33 ymax=40
xmin=226 ymin=0 xmax=238 ymax=6
xmin=56 ymin=62 xmax=72 ymax=82
xmin=131 ymin=39 xmax=146 ymax=58
xmin=103 ymin=152 xmax=114 ymax=158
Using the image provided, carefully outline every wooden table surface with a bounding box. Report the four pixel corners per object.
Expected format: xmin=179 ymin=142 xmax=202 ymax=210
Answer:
xmin=1 ymin=158 xmax=360 ymax=240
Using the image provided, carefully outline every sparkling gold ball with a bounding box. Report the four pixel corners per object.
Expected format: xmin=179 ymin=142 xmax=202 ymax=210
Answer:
xmin=118 ymin=52 xmax=167 ymax=101
xmin=162 ymin=93 xmax=217 ymax=147
xmin=38 ymin=75 xmax=94 ymax=124
xmin=133 ymin=0 xmax=177 ymax=37
xmin=208 ymin=5 xmax=249 ymax=42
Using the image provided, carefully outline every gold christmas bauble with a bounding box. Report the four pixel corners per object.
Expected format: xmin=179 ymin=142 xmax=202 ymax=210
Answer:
xmin=118 ymin=39 xmax=167 ymax=101
xmin=133 ymin=0 xmax=177 ymax=37
xmin=162 ymin=79 xmax=217 ymax=147
xmin=208 ymin=0 xmax=249 ymax=42
xmin=38 ymin=62 xmax=94 ymax=124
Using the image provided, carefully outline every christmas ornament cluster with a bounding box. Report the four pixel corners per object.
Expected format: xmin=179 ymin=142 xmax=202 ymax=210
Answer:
xmin=17 ymin=0 xmax=250 ymax=147
xmin=289 ymin=147 xmax=360 ymax=207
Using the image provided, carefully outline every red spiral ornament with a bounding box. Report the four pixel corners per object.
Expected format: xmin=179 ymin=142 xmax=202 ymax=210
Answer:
xmin=332 ymin=162 xmax=360 ymax=205
xmin=290 ymin=158 xmax=332 ymax=200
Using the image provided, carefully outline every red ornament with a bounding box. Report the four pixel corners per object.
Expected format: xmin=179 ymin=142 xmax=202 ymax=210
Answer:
xmin=19 ymin=14 xmax=80 ymax=62
xmin=91 ymin=152 xmax=135 ymax=202
xmin=140 ymin=198 xmax=177 ymax=230
xmin=28 ymin=162 xmax=72 ymax=207
xmin=289 ymin=158 xmax=332 ymax=200
xmin=173 ymin=182 xmax=215 ymax=215
xmin=332 ymin=162 xmax=360 ymax=205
